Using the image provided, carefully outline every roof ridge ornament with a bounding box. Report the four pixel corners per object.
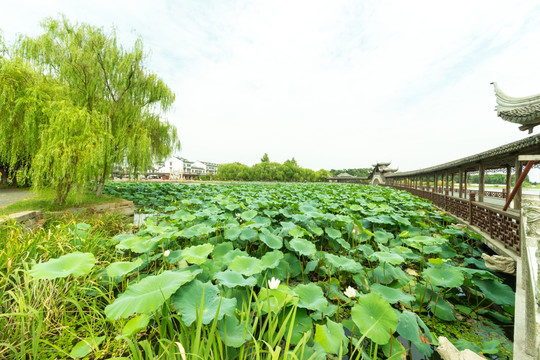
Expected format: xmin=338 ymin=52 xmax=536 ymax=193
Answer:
xmin=492 ymin=82 xmax=540 ymax=133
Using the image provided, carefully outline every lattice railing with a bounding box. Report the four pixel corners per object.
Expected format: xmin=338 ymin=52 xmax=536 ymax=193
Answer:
xmin=388 ymin=184 xmax=520 ymax=254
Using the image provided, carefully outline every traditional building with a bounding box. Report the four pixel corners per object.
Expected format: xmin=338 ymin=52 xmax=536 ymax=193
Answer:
xmin=368 ymin=162 xmax=398 ymax=185
xmin=153 ymin=157 xmax=218 ymax=179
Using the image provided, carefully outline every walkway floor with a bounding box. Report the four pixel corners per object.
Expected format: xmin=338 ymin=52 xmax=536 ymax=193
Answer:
xmin=0 ymin=188 xmax=36 ymax=208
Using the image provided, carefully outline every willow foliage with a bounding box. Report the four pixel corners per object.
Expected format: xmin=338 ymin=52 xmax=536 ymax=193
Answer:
xmin=18 ymin=16 xmax=180 ymax=195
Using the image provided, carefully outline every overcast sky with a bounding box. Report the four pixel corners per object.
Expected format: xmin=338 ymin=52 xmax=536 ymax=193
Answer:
xmin=2 ymin=0 xmax=540 ymax=178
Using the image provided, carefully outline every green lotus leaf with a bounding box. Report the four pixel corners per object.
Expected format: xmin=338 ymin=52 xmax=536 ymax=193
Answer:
xmin=472 ymin=278 xmax=515 ymax=306
xmin=173 ymin=280 xmax=236 ymax=326
xmin=252 ymin=216 xmax=271 ymax=227
xmin=350 ymin=204 xmax=362 ymax=211
xmin=259 ymin=229 xmax=283 ymax=249
xmin=70 ymin=335 xmax=105 ymax=358
xmin=290 ymin=237 xmax=316 ymax=257
xmin=261 ymin=250 xmax=284 ymax=270
xmin=182 ymin=223 xmax=214 ymax=238
xmin=240 ymin=209 xmax=258 ymax=221
xmin=404 ymin=236 xmax=446 ymax=250
xmin=374 ymin=230 xmax=391 ymax=244
xmin=239 ymin=227 xmax=258 ymax=242
xmin=116 ymin=235 xmax=163 ymax=253
xmin=213 ymin=270 xmax=257 ymax=288
xmin=120 ymin=313 xmax=151 ymax=337
xmin=289 ymin=227 xmax=305 ymax=238
xmin=105 ymin=269 xmax=199 ymax=319
xmin=325 ymin=253 xmax=363 ymax=273
xmin=181 ymin=243 xmax=214 ymax=265
xmin=370 ymin=251 xmax=405 ymax=265
xmin=396 ymin=311 xmax=434 ymax=356
xmin=29 ymin=252 xmax=96 ymax=279
xmin=430 ymin=296 xmax=456 ymax=321
xmin=284 ymin=308 xmax=313 ymax=345
xmin=257 ymin=286 xmax=297 ymax=313
xmin=351 ymin=292 xmax=398 ymax=345
xmin=370 ymin=283 xmax=414 ymax=304
xmin=229 ymin=255 xmax=263 ymax=276
xmin=391 ymin=214 xmax=411 ymax=226
xmin=423 ymin=266 xmax=464 ymax=288
xmin=325 ymin=227 xmax=342 ymax=240
xmin=218 ymin=315 xmax=250 ymax=348
xmin=224 ymin=226 xmax=242 ymax=241
xmin=294 ymin=283 xmax=328 ymax=312
xmin=314 ymin=319 xmax=348 ymax=355
xmin=106 ymin=258 xmax=143 ymax=278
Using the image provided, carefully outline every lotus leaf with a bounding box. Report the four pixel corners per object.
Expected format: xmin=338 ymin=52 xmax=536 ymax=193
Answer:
xmin=260 ymin=250 xmax=284 ymax=269
xmin=181 ymin=223 xmax=214 ymax=238
xmin=240 ymin=209 xmax=258 ymax=221
xmin=70 ymin=335 xmax=105 ymax=358
xmin=396 ymin=311 xmax=434 ymax=356
xmin=430 ymin=296 xmax=456 ymax=321
xmin=213 ymin=270 xmax=257 ymax=288
xmin=472 ymin=278 xmax=515 ymax=306
xmin=370 ymin=251 xmax=405 ymax=265
xmin=181 ymin=243 xmax=214 ymax=265
xmin=29 ymin=252 xmax=96 ymax=279
xmin=374 ymin=230 xmax=391 ymax=244
xmin=224 ymin=226 xmax=242 ymax=241
xmin=351 ymin=292 xmax=397 ymax=345
xmin=229 ymin=255 xmax=263 ymax=276
xmin=324 ymin=253 xmax=363 ymax=273
xmin=290 ymin=237 xmax=316 ymax=257
xmin=404 ymin=235 xmax=446 ymax=250
xmin=294 ymin=283 xmax=328 ymax=312
xmin=173 ymin=280 xmax=236 ymax=326
xmin=257 ymin=286 xmax=297 ymax=313
xmin=325 ymin=227 xmax=341 ymax=240
xmin=423 ymin=266 xmax=464 ymax=287
xmin=314 ymin=318 xmax=348 ymax=355
xmin=120 ymin=313 xmax=151 ymax=337
xmin=285 ymin=308 xmax=313 ymax=345
xmin=370 ymin=283 xmax=414 ymax=304
xmin=106 ymin=258 xmax=143 ymax=278
xmin=239 ymin=227 xmax=258 ymax=242
xmin=105 ymin=269 xmax=200 ymax=319
xmin=218 ymin=315 xmax=249 ymax=348
xmin=259 ymin=228 xmax=283 ymax=249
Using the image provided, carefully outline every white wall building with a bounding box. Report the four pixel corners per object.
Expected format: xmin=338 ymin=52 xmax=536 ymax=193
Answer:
xmin=153 ymin=157 xmax=218 ymax=179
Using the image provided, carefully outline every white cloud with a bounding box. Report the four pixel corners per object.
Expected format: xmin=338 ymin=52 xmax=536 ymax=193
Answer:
xmin=2 ymin=0 xmax=540 ymax=177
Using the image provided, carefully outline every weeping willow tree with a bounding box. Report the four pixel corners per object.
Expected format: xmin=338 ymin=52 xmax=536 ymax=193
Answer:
xmin=0 ymin=48 xmax=52 ymax=185
xmin=18 ymin=16 xmax=180 ymax=196
xmin=32 ymin=101 xmax=107 ymax=204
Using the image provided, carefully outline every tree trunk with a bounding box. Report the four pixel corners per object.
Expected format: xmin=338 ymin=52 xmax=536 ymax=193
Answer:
xmin=0 ymin=165 xmax=8 ymax=185
xmin=11 ymin=172 xmax=18 ymax=187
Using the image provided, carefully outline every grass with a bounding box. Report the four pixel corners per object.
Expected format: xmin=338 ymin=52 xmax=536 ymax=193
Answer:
xmin=0 ymin=188 xmax=122 ymax=216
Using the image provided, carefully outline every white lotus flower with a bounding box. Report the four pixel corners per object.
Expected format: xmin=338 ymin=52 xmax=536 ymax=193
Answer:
xmin=164 ymin=250 xmax=171 ymax=257
xmin=268 ymin=277 xmax=280 ymax=289
xmin=344 ymin=286 xmax=357 ymax=298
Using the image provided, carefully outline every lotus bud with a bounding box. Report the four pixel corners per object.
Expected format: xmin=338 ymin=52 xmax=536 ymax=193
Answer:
xmin=164 ymin=250 xmax=170 ymax=257
xmin=344 ymin=286 xmax=357 ymax=298
xmin=268 ymin=277 xmax=280 ymax=289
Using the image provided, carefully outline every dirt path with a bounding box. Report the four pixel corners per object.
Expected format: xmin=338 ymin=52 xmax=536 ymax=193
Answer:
xmin=0 ymin=188 xmax=36 ymax=208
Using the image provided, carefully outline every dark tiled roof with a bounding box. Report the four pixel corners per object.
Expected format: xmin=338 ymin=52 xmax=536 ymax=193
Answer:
xmin=388 ymin=133 xmax=540 ymax=177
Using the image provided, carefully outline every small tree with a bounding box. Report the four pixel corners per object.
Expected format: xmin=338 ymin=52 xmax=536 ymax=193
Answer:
xmin=260 ymin=153 xmax=270 ymax=163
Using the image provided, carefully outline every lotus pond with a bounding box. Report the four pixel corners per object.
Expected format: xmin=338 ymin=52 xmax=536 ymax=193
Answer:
xmin=23 ymin=182 xmax=514 ymax=359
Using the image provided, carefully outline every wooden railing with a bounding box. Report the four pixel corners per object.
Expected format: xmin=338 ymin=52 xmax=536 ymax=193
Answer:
xmin=389 ymin=185 xmax=520 ymax=254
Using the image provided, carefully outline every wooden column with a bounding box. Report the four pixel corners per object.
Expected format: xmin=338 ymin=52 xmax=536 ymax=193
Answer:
xmin=505 ymin=165 xmax=511 ymax=199
xmin=464 ymin=171 xmax=468 ymax=196
xmin=478 ymin=164 xmax=485 ymax=202
xmin=514 ymin=158 xmax=522 ymax=210
xmin=459 ymin=170 xmax=463 ymax=198
xmin=432 ymin=175 xmax=435 ymax=193
xmin=451 ymin=173 xmax=455 ymax=196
